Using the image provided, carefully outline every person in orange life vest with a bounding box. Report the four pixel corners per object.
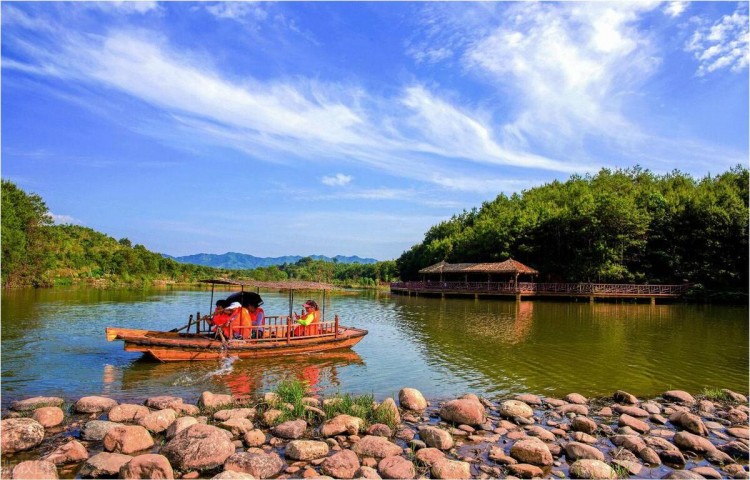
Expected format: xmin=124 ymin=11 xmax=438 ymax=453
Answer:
xmin=293 ymin=300 xmax=320 ymax=336
xmin=210 ymin=299 xmax=231 ymax=339
xmin=225 ymin=302 xmax=251 ymax=339
xmin=245 ymin=295 xmax=265 ymax=339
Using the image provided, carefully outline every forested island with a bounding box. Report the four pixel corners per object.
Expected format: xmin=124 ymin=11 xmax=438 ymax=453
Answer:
xmin=2 ymin=165 xmax=748 ymax=301
xmin=397 ymin=166 xmax=748 ymax=301
xmin=0 ymin=180 xmax=397 ymax=289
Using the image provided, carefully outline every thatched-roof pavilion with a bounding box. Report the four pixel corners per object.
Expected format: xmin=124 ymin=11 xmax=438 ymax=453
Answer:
xmin=418 ymin=259 xmax=538 ymax=284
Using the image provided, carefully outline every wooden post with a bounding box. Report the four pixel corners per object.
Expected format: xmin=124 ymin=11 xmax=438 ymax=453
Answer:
xmin=196 ymin=312 xmax=200 ymax=334
xmin=334 ymin=314 xmax=339 ymax=338
xmin=589 ymin=296 xmax=595 ymax=304
xmin=286 ymin=316 xmax=292 ymax=344
xmin=187 ymin=314 xmax=193 ymax=333
xmin=650 ymin=296 xmax=656 ymax=306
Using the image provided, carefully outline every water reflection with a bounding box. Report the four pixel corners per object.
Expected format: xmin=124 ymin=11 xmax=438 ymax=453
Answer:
xmin=117 ymin=350 xmax=365 ymax=400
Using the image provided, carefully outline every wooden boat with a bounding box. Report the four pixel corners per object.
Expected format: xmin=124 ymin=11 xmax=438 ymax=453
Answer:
xmin=106 ymin=279 xmax=368 ymax=362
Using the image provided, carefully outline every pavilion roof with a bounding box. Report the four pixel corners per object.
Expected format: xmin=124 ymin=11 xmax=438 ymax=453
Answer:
xmin=418 ymin=259 xmax=539 ymax=275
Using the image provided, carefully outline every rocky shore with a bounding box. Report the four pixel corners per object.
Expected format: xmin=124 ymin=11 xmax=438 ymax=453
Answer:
xmin=1 ymin=387 xmax=748 ymax=479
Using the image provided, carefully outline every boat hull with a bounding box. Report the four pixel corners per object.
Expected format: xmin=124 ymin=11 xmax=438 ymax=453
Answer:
xmin=107 ymin=327 xmax=368 ymax=362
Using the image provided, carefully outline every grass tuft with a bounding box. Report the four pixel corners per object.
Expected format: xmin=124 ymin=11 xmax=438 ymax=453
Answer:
xmin=701 ymin=387 xmax=732 ymax=402
xmin=609 ymin=462 xmax=630 ymax=479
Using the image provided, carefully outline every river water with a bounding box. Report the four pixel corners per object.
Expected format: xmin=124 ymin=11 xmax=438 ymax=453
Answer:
xmin=1 ymin=287 xmax=747 ymax=408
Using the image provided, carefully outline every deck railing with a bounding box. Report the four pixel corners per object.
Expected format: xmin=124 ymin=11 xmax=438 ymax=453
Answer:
xmin=198 ymin=314 xmax=340 ymax=342
xmin=390 ymin=281 xmax=691 ymax=296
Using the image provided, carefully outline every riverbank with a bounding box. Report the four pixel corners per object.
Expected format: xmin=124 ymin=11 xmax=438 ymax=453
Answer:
xmin=2 ymin=386 xmax=748 ymax=479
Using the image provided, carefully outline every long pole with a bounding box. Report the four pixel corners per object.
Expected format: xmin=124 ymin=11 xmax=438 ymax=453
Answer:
xmin=322 ymin=290 xmax=326 ymax=322
xmin=209 ymin=284 xmax=215 ymax=321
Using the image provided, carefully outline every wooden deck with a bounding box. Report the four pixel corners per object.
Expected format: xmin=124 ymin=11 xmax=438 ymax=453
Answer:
xmin=390 ymin=281 xmax=691 ymax=303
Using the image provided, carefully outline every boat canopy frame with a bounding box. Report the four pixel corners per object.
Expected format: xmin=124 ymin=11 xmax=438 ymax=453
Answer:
xmin=199 ymin=278 xmax=336 ymax=323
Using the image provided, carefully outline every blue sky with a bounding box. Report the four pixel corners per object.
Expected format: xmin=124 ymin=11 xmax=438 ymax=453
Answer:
xmin=2 ymin=1 xmax=748 ymax=260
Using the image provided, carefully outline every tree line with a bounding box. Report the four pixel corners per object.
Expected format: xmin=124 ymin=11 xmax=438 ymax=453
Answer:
xmin=396 ymin=166 xmax=748 ymax=298
xmin=0 ymin=181 xmax=397 ymax=288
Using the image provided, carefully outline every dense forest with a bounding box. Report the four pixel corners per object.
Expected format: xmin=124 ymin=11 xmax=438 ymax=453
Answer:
xmin=0 ymin=181 xmax=397 ymax=288
xmin=397 ymin=166 xmax=748 ymax=298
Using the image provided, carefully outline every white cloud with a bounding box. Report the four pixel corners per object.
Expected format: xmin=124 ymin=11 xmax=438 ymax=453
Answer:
xmin=50 ymin=213 xmax=83 ymax=225
xmin=685 ymin=6 xmax=749 ymax=76
xmin=664 ymin=2 xmax=688 ymax=18
xmin=463 ymin=2 xmax=660 ymax=154
xmin=322 ymin=173 xmax=352 ymax=186
xmin=205 ymin=2 xmax=268 ymax=22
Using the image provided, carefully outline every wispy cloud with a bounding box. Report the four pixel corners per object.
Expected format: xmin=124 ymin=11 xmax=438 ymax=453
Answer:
xmin=685 ymin=4 xmax=749 ymax=76
xmin=3 ymin=14 xmax=581 ymax=192
xmin=664 ymin=2 xmax=688 ymax=19
xmin=50 ymin=213 xmax=83 ymax=225
xmin=322 ymin=173 xmax=352 ymax=186
xmin=204 ymin=2 xmax=268 ymax=22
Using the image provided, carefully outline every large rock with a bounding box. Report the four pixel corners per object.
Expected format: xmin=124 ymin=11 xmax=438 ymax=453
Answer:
xmin=378 ymin=456 xmax=415 ymax=479
xmin=613 ymin=404 xmax=649 ymax=417
xmin=109 ymin=404 xmax=151 ymax=423
xmin=564 ymin=393 xmax=588 ymax=405
xmin=32 ymin=406 xmax=65 ymax=428
xmin=557 ymin=404 xmax=589 ymax=416
xmin=320 ymin=449 xmax=360 ymax=478
xmin=199 ymin=391 xmax=233 ymax=410
xmin=286 ymin=440 xmax=330 ymax=460
xmin=120 ymin=454 xmax=174 ymax=479
xmin=663 ymin=390 xmax=696 ymax=405
xmin=669 ymin=411 xmax=709 ymax=436
xmin=81 ymin=420 xmax=122 ymax=441
xmin=320 ymin=414 xmax=365 ymax=437
xmin=144 ymin=396 xmax=184 ymax=410
xmin=376 ymin=398 xmax=401 ymax=425
xmin=73 ymin=396 xmax=118 ymax=413
xmin=224 ymin=452 xmax=285 ymax=478
xmin=507 ymin=463 xmax=543 ymax=478
xmin=1 ymin=418 xmax=45 ymax=453
xmin=398 ymin=388 xmax=427 ymax=411
xmin=351 ymin=435 xmax=403 ymax=458
xmin=526 ymin=426 xmax=556 ymax=442
xmin=418 ymin=426 xmax=453 ymax=450
xmin=137 ymin=408 xmax=177 ymax=434
xmin=103 ymin=425 xmax=155 ymax=454
xmin=161 ymin=424 xmax=235 ymax=470
xmin=42 ymin=439 xmax=89 ymax=465
xmin=565 ymin=441 xmax=605 ymax=462
xmin=509 ymin=438 xmax=553 ymax=466
xmin=211 ymin=472 xmax=256 ymax=480
xmin=499 ymin=400 xmax=534 ymax=419
xmin=721 ymin=389 xmax=748 ymax=403
xmin=718 ymin=440 xmax=749 ymax=460
xmin=272 ymin=419 xmax=307 ymax=439
xmin=439 ymin=399 xmax=486 ymax=426
xmin=368 ymin=424 xmax=392 ymax=437
xmin=618 ymin=413 xmax=650 ymax=433
xmin=569 ymin=459 xmax=616 ymax=479
xmin=415 ymin=447 xmax=446 ymax=466
xmin=571 ymin=416 xmax=598 ymax=434
xmin=219 ymin=418 xmax=254 ymax=438
xmin=166 ymin=416 xmax=198 ymax=439
xmin=431 ymin=459 xmax=471 ymax=479
xmin=515 ymin=394 xmax=543 ymax=406
xmin=79 ymin=452 xmax=133 ymax=478
xmin=614 ymin=390 xmax=639 ymax=404
xmin=214 ymin=408 xmax=256 ymax=422
xmin=674 ymin=431 xmax=717 ymax=454
xmin=610 ymin=434 xmax=647 ymax=453
xmin=12 ymin=460 xmax=58 ymax=480
xmin=243 ymin=429 xmax=266 ymax=447
xmin=355 ymin=466 xmax=382 ymax=479
xmin=10 ymin=397 xmax=64 ymax=412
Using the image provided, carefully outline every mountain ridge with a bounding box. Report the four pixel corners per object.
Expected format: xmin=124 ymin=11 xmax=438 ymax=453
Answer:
xmin=164 ymin=252 xmax=379 ymax=270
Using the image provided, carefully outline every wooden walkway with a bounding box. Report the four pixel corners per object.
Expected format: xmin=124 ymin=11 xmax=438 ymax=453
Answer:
xmin=390 ymin=281 xmax=692 ymax=303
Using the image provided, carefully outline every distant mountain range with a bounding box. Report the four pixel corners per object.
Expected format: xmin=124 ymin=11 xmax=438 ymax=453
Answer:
xmin=163 ymin=252 xmax=379 ymax=269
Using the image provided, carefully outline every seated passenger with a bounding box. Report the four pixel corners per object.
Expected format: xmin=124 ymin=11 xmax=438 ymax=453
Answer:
xmin=210 ymin=300 xmax=231 ymax=339
xmin=245 ymin=295 xmax=265 ymax=339
xmin=293 ymin=300 xmax=320 ymax=336
xmin=225 ymin=302 xmax=251 ymax=339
